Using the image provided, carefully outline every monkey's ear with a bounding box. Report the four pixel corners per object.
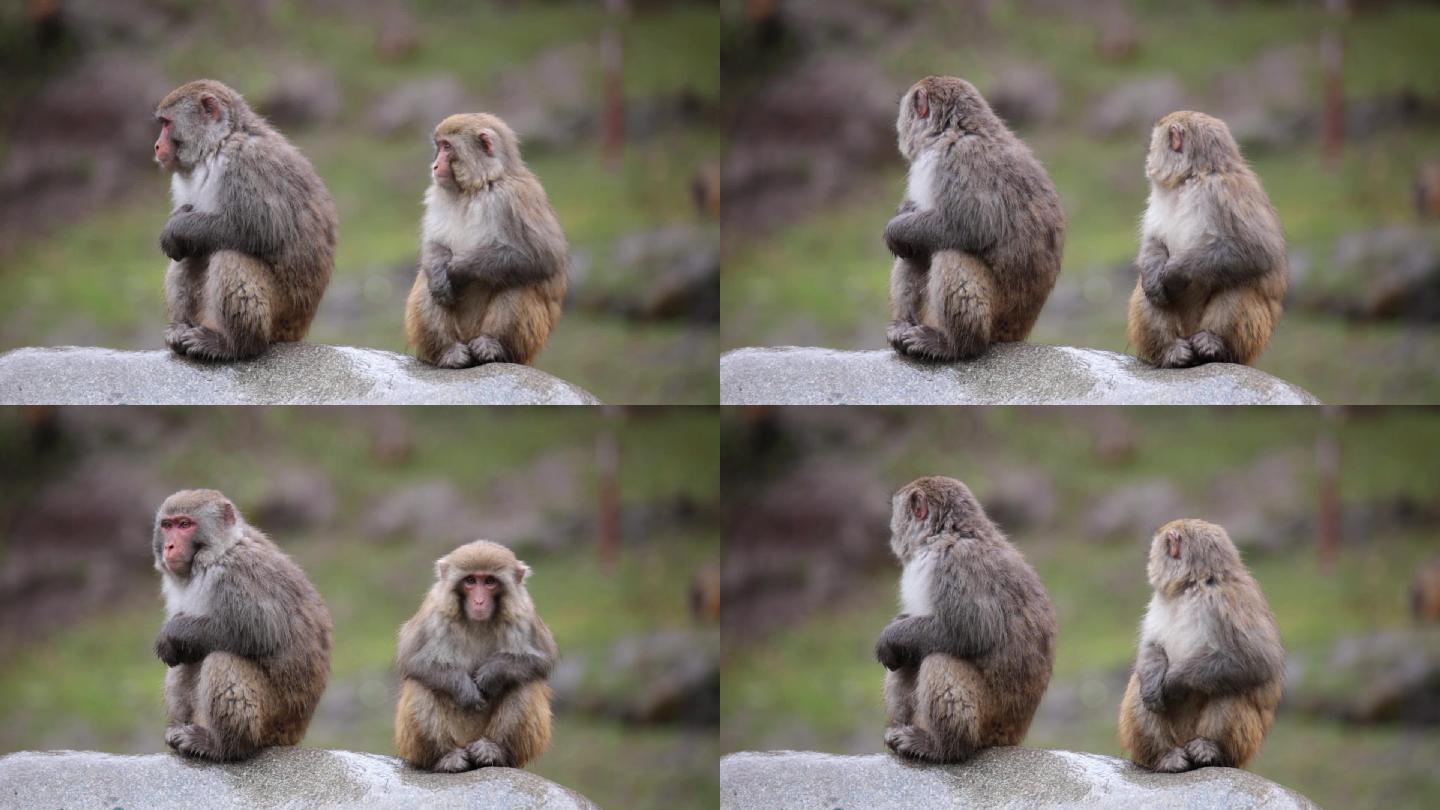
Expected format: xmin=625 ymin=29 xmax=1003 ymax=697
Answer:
xmin=914 ymin=88 xmax=930 ymax=119
xmin=910 ymin=490 xmax=928 ymax=521
xmin=515 ymin=560 xmax=532 ymax=584
xmin=434 ymin=558 xmax=451 ymax=582
xmin=1168 ymin=124 xmax=1184 ymax=153
xmin=220 ymin=501 xmax=236 ymax=527
xmin=478 ymin=131 xmax=495 ymax=156
xmin=200 ymin=94 xmax=222 ymax=122
xmin=1165 ymin=529 xmax=1183 ymax=559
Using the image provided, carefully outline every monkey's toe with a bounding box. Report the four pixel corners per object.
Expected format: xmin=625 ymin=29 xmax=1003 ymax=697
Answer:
xmin=1183 ymin=737 xmax=1224 ymax=768
xmin=165 ymin=723 xmax=219 ymax=760
xmin=435 ymin=343 xmax=475 ymax=369
xmin=884 ymin=724 xmax=939 ymax=761
xmin=885 ymin=320 xmax=916 ymax=354
xmin=164 ymin=323 xmax=193 ymax=355
xmin=1155 ymin=747 xmax=1193 ymax=773
xmin=467 ymin=336 xmax=510 ymax=365
xmin=1157 ymin=338 xmax=1195 ymax=369
xmin=896 ymin=325 xmax=960 ymax=362
xmin=464 ymin=738 xmax=509 ymax=768
xmin=1188 ymin=330 xmax=1230 ymax=364
xmin=177 ymin=326 xmax=239 ymax=362
xmin=433 ymin=747 xmax=473 ymax=773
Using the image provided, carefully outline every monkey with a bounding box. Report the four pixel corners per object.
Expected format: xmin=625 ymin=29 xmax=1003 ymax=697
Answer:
xmin=1119 ymin=519 xmax=1285 ymax=773
xmin=883 ymin=76 xmax=1066 ymax=362
xmin=404 ymin=114 xmax=568 ymax=368
xmin=1127 ymin=111 xmax=1288 ymax=368
xmin=153 ymin=79 xmax=338 ymax=362
xmin=1411 ymin=556 xmax=1440 ymax=623
xmin=394 ymin=540 xmax=557 ymax=772
xmin=874 ymin=476 xmax=1057 ymax=763
xmin=152 ymin=489 xmax=332 ymax=762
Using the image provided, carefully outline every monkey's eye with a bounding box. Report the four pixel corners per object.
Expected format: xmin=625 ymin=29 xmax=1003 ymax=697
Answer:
xmin=462 ymin=575 xmax=477 ymax=586
xmin=1205 ymin=576 xmax=1217 ymax=586
xmin=176 ymin=519 xmax=191 ymax=529
xmin=482 ymin=575 xmax=499 ymax=588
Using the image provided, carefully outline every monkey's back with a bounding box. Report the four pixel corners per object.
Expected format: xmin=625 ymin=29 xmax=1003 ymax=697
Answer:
xmin=227 ymin=125 xmax=339 ymax=341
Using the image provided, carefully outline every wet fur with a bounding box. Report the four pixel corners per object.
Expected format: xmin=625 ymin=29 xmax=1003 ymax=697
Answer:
xmin=157 ymin=80 xmax=337 ymax=361
xmin=877 ymin=477 xmax=1057 ymax=763
xmin=154 ymin=489 xmax=332 ymax=761
xmin=886 ymin=76 xmax=1066 ymax=361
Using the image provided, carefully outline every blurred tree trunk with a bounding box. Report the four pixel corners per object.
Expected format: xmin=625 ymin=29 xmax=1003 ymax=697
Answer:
xmin=597 ymin=406 xmax=623 ymax=573
xmin=1316 ymin=406 xmax=1344 ymax=572
xmin=1321 ymin=0 xmax=1347 ymax=169
xmin=602 ymin=0 xmax=628 ymax=170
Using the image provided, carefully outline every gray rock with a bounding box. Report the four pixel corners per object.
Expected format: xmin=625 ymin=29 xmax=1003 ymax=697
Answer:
xmin=0 ymin=344 xmax=601 ymax=405
xmin=720 ymin=749 xmax=1318 ymax=810
xmin=0 ymin=748 xmax=598 ymax=810
xmin=719 ymin=345 xmax=1320 ymax=405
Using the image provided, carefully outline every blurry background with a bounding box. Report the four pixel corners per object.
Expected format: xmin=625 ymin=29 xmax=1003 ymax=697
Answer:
xmin=0 ymin=0 xmax=719 ymax=404
xmin=721 ymin=0 xmax=1440 ymax=403
xmin=721 ymin=406 xmax=1440 ymax=808
xmin=0 ymin=406 xmax=720 ymax=810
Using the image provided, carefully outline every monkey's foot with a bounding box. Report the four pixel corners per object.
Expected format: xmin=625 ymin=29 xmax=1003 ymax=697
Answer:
xmin=464 ymin=738 xmax=509 ymax=768
xmin=175 ymin=326 xmax=246 ymax=362
xmin=164 ymin=322 xmax=194 ymax=355
xmin=1188 ymin=330 xmax=1230 ymax=364
xmin=1183 ymin=737 xmax=1224 ymax=768
xmin=1156 ymin=338 xmax=1195 ymax=369
xmin=885 ymin=320 xmax=917 ymax=354
xmin=467 ymin=336 xmax=510 ymax=365
xmin=433 ymin=747 xmax=474 ymax=773
xmin=893 ymin=325 xmax=965 ymax=362
xmin=434 ymin=343 xmax=475 ymax=369
xmin=1154 ymin=746 xmax=1193 ymax=773
xmin=165 ymin=723 xmax=221 ymax=760
xmin=884 ymin=724 xmax=942 ymax=762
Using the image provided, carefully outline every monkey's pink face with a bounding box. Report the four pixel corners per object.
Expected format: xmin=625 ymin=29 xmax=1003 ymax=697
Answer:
xmin=460 ymin=571 xmax=502 ymax=622
xmin=432 ymin=138 xmax=460 ymax=191
xmin=154 ymin=116 xmax=179 ymax=171
xmin=158 ymin=514 xmax=198 ymax=575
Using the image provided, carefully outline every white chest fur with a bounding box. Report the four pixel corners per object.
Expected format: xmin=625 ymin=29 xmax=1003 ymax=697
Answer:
xmin=899 ymin=550 xmax=938 ymax=616
xmin=1141 ymin=592 xmax=1212 ymax=662
xmin=170 ymin=154 xmax=229 ymax=213
xmin=1142 ymin=181 xmax=1210 ymax=253
xmin=905 ymin=149 xmax=940 ymax=212
xmin=161 ymin=566 xmax=215 ymax=618
xmin=423 ymin=186 xmax=502 ymax=253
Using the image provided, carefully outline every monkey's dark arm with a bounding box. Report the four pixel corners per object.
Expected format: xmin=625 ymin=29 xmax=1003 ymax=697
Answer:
xmin=1138 ymin=238 xmax=1172 ymax=307
xmin=472 ymin=651 xmax=555 ymax=698
xmin=884 ymin=208 xmax=998 ymax=262
xmin=446 ymin=241 xmax=558 ymax=289
xmin=421 ymin=242 xmax=456 ymax=306
xmin=1163 ymin=643 xmax=1280 ymax=698
xmin=396 ymin=626 xmax=487 ymax=708
xmin=1137 ymin=642 xmax=1169 ymax=713
xmin=154 ymin=612 xmax=279 ymax=666
xmin=159 ymin=162 xmax=301 ymax=262
xmin=874 ymin=595 xmax=1005 ymax=670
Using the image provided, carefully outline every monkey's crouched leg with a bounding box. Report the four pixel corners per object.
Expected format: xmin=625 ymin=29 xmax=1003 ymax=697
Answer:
xmin=1118 ymin=670 xmax=1180 ymax=771
xmin=1193 ymin=693 xmax=1273 ymax=770
xmin=894 ymin=251 xmax=993 ymax=362
xmin=472 ymin=680 xmax=553 ymax=769
xmin=1196 ymin=287 xmax=1281 ymax=366
xmin=179 ymin=251 xmax=276 ymax=362
xmin=475 ymin=286 xmax=563 ymax=366
xmin=885 ymin=654 xmax=983 ymax=763
xmin=887 ymin=257 xmax=926 ymax=355
xmin=163 ymin=662 xmax=201 ymax=728
xmin=883 ymin=666 xmax=919 ymax=729
xmin=167 ymin=652 xmax=269 ymax=761
xmin=1125 ymin=282 xmax=1194 ymax=368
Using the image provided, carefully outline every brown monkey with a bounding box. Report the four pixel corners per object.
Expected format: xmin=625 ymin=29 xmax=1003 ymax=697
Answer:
xmin=1119 ymin=519 xmax=1284 ymax=772
xmin=405 ymin=114 xmax=568 ymax=368
xmin=1411 ymin=557 xmax=1440 ymax=623
xmin=152 ymin=489 xmax=332 ymax=761
xmin=394 ymin=540 xmax=557 ymax=772
xmin=1128 ymin=111 xmax=1288 ymax=368
xmin=884 ymin=76 xmax=1066 ymax=361
xmin=153 ymin=80 xmax=338 ymax=361
xmin=875 ymin=476 xmax=1056 ymax=762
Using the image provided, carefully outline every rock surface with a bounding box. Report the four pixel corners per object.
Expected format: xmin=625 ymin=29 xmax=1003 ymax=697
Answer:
xmin=720 ymin=749 xmax=1319 ymax=810
xmin=0 ymin=748 xmax=598 ymax=810
xmin=719 ymin=345 xmax=1320 ymax=405
xmin=0 ymin=344 xmax=601 ymax=405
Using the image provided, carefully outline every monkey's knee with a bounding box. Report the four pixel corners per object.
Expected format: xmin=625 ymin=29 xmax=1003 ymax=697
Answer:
xmin=196 ymin=653 xmax=268 ymax=757
xmin=204 ymin=251 xmax=276 ymax=360
xmin=484 ymin=681 xmax=552 ymax=768
xmin=927 ymin=252 xmax=994 ymax=360
xmin=913 ymin=655 xmax=984 ymax=761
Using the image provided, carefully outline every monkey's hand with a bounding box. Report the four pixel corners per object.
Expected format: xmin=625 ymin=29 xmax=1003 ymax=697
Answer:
xmin=426 ymin=261 xmax=456 ymax=308
xmin=875 ymin=616 xmax=921 ymax=671
xmin=154 ymin=616 xmax=208 ymax=667
xmin=1138 ymin=644 xmax=1169 ymax=713
xmin=884 ymin=214 xmax=924 ymax=261
xmin=896 ymin=199 xmax=919 ymax=216
xmin=159 ymin=212 xmax=206 ymax=261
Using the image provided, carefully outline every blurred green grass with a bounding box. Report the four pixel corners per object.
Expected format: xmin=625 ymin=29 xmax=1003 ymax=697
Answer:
xmin=723 ymin=2 xmax=1440 ymax=403
xmin=720 ymin=409 xmax=1440 ymax=808
xmin=0 ymin=1 xmax=720 ymax=404
xmin=0 ymin=408 xmax=720 ymax=810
